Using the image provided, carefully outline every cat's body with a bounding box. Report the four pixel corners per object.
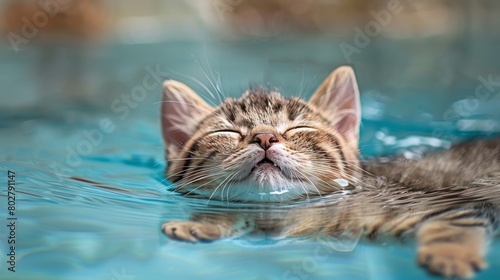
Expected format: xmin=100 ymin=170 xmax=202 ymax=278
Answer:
xmin=160 ymin=66 xmax=500 ymax=278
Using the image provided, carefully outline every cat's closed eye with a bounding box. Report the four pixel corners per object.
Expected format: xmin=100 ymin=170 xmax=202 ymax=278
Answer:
xmin=283 ymin=126 xmax=317 ymax=138
xmin=208 ymin=129 xmax=242 ymax=137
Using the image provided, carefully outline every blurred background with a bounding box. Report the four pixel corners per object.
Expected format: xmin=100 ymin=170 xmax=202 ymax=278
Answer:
xmin=0 ymin=0 xmax=499 ymax=130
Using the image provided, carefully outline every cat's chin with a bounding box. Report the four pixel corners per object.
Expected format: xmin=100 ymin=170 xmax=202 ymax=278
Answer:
xmin=251 ymin=162 xmax=282 ymax=178
xmin=177 ymin=157 xmax=322 ymax=203
xmin=254 ymin=160 xmax=278 ymax=168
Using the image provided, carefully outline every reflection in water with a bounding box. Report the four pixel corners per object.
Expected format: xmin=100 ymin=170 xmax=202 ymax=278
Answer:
xmin=162 ymin=138 xmax=500 ymax=278
xmin=162 ymin=173 xmax=500 ymax=278
xmin=162 ymin=178 xmax=500 ymax=246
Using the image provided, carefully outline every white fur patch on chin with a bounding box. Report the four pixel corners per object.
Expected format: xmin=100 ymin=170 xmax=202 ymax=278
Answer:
xmin=184 ymin=168 xmax=319 ymax=203
xmin=252 ymin=164 xmax=284 ymax=188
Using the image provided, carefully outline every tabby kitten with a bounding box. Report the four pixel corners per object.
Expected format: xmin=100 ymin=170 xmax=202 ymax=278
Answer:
xmin=160 ymin=66 xmax=500 ymax=278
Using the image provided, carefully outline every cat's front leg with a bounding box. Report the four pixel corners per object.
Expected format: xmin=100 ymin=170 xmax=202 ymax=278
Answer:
xmin=162 ymin=221 xmax=223 ymax=242
xmin=162 ymin=213 xmax=254 ymax=243
xmin=417 ymin=220 xmax=488 ymax=278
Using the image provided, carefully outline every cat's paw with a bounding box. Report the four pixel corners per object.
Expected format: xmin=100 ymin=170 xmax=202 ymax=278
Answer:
xmin=418 ymin=244 xmax=486 ymax=278
xmin=161 ymin=221 xmax=221 ymax=243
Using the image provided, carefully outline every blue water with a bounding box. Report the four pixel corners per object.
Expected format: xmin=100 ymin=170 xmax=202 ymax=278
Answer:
xmin=1 ymin=39 xmax=500 ymax=280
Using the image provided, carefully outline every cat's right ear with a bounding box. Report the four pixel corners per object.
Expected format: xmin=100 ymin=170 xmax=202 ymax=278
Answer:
xmin=161 ymin=80 xmax=213 ymax=156
xmin=309 ymin=66 xmax=361 ymax=145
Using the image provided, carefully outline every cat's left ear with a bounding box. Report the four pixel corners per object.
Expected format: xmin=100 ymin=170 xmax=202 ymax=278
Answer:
xmin=309 ymin=66 xmax=361 ymax=144
xmin=161 ymin=80 xmax=214 ymax=156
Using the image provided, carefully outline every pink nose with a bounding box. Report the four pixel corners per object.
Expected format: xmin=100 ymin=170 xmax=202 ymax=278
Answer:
xmin=252 ymin=132 xmax=278 ymax=150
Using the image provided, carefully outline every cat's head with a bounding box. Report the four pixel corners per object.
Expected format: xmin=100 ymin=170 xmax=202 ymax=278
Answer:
xmin=161 ymin=66 xmax=361 ymax=202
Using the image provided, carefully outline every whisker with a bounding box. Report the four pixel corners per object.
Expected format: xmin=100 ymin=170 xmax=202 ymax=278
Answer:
xmin=207 ymin=171 xmax=238 ymax=204
xmin=168 ymin=166 xmax=223 ymax=180
xmin=166 ymin=68 xmax=219 ymax=106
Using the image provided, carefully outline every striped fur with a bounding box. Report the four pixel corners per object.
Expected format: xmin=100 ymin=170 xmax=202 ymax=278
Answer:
xmin=161 ymin=66 xmax=500 ymax=278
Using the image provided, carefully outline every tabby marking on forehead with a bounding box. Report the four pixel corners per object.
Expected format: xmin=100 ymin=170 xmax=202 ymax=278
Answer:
xmin=213 ymin=91 xmax=315 ymax=134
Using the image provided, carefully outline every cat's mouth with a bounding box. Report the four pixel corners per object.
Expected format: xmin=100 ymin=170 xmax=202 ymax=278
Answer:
xmin=251 ymin=158 xmax=281 ymax=172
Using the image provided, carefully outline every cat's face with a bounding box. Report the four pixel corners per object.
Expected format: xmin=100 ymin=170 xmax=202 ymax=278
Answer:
xmin=161 ymin=66 xmax=361 ymax=202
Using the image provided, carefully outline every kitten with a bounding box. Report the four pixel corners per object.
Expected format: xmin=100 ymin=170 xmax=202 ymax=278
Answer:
xmin=160 ymin=66 xmax=500 ymax=278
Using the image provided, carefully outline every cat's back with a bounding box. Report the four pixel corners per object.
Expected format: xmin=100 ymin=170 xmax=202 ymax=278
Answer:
xmin=361 ymin=138 xmax=500 ymax=192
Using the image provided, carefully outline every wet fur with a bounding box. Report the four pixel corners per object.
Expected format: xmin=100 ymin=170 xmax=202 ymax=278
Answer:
xmin=160 ymin=66 xmax=500 ymax=278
